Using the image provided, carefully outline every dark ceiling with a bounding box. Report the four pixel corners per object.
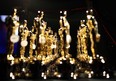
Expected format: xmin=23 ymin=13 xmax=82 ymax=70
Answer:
xmin=0 ymin=0 xmax=116 ymax=69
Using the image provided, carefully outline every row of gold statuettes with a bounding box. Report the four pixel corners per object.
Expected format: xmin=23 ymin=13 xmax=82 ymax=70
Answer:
xmin=6 ymin=8 xmax=110 ymax=80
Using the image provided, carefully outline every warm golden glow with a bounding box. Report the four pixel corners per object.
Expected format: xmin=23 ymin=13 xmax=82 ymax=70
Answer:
xmin=6 ymin=9 xmax=105 ymax=79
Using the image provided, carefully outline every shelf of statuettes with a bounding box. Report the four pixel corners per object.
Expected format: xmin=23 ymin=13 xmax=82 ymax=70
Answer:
xmin=6 ymin=9 xmax=111 ymax=80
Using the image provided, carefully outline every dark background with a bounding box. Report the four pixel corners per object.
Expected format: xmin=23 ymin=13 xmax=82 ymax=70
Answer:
xmin=0 ymin=0 xmax=116 ymax=79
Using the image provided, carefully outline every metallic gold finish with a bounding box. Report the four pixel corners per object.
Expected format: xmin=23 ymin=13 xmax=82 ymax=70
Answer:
xmin=86 ymin=9 xmax=100 ymax=59
xmin=20 ymin=20 xmax=29 ymax=60
xmin=7 ymin=8 xmax=19 ymax=61
xmin=77 ymin=20 xmax=90 ymax=62
xmin=58 ymin=11 xmax=71 ymax=60
xmin=29 ymin=25 xmax=38 ymax=63
xmin=6 ymin=9 xmax=104 ymax=79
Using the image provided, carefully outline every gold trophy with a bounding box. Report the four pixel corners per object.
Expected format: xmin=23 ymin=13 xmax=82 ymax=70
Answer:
xmin=72 ymin=9 xmax=102 ymax=79
xmin=86 ymin=9 xmax=100 ymax=59
xmin=20 ymin=20 xmax=29 ymax=61
xmin=77 ymin=20 xmax=90 ymax=62
xmin=7 ymin=8 xmax=20 ymax=62
xmin=56 ymin=11 xmax=75 ymax=79
xmin=41 ymin=28 xmax=61 ymax=79
xmin=72 ymin=19 xmax=94 ymax=79
xmin=19 ymin=20 xmax=31 ymax=78
xmin=28 ymin=25 xmax=38 ymax=63
xmin=34 ymin=11 xmax=47 ymax=61
xmin=6 ymin=9 xmax=20 ymax=80
xmin=58 ymin=11 xmax=72 ymax=61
